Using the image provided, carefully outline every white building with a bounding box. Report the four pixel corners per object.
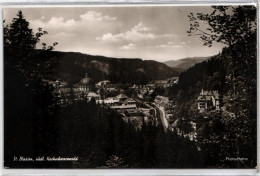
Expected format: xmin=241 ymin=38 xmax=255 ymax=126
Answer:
xmin=87 ymin=92 xmax=100 ymax=101
xmin=197 ymin=89 xmax=220 ymax=111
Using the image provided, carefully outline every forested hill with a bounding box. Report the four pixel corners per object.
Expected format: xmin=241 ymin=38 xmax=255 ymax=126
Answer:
xmin=167 ymin=32 xmax=257 ymax=168
xmin=35 ymin=50 xmax=179 ymax=85
xmin=164 ymin=56 xmax=211 ymax=73
xmin=169 ymin=33 xmax=256 ymax=102
xmin=176 ymin=54 xmax=226 ymax=95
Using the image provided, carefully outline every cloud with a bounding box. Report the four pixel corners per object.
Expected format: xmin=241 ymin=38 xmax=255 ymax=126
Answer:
xmin=55 ymin=32 xmax=76 ymax=37
xmin=46 ymin=17 xmax=76 ymax=28
xmin=96 ymin=22 xmax=173 ymax=43
xmin=120 ymin=43 xmax=136 ymax=50
xmin=97 ymin=33 xmax=118 ymax=42
xmin=152 ymin=40 xmax=189 ymax=48
xmin=180 ymin=41 xmax=191 ymax=45
xmin=155 ymin=44 xmax=183 ymax=48
xmin=132 ymin=22 xmax=150 ymax=32
xmin=29 ymin=10 xmax=117 ymax=35
xmin=80 ymin=11 xmax=116 ymax=21
xmin=153 ymin=41 xmax=186 ymax=48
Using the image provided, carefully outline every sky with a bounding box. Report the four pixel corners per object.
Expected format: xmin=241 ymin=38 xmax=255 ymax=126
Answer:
xmin=3 ymin=6 xmax=225 ymax=62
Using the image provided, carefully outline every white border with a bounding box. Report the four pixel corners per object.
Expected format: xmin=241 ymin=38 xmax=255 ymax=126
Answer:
xmin=0 ymin=0 xmax=258 ymax=5
xmin=0 ymin=2 xmax=258 ymax=7
xmin=0 ymin=2 xmax=3 ymax=176
xmin=0 ymin=1 xmax=259 ymax=176
xmin=2 ymin=169 xmax=259 ymax=175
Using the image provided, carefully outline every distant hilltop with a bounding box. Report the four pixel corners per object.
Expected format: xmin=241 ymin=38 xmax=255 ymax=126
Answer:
xmin=164 ymin=56 xmax=213 ymax=73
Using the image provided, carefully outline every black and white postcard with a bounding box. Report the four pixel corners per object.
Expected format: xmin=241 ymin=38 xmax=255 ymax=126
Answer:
xmin=3 ymin=5 xmax=257 ymax=169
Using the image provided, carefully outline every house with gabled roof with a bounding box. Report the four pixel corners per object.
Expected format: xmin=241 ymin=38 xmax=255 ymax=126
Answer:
xmin=87 ymin=92 xmax=100 ymax=101
xmin=198 ymin=89 xmax=220 ymax=111
xmin=116 ymin=94 xmax=128 ymax=101
xmin=123 ymin=98 xmax=136 ymax=106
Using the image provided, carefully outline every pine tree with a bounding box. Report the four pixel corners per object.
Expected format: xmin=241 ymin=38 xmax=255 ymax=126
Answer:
xmin=8 ymin=11 xmax=36 ymax=52
xmin=4 ymin=10 xmax=58 ymax=168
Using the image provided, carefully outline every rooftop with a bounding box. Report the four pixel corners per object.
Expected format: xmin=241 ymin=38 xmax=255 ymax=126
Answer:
xmin=87 ymin=92 xmax=99 ymax=97
xmin=79 ymin=73 xmax=92 ymax=86
xmin=117 ymin=94 xmax=128 ymax=99
xmin=123 ymin=98 xmax=136 ymax=104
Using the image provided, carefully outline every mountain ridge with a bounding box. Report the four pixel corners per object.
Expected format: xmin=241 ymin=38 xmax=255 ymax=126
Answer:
xmin=164 ymin=56 xmax=213 ymax=73
xmin=36 ymin=50 xmax=179 ymax=85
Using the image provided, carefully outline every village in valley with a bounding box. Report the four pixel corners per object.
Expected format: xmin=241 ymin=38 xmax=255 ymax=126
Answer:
xmin=49 ymin=72 xmax=223 ymax=142
xmin=51 ymin=74 xmax=177 ymax=129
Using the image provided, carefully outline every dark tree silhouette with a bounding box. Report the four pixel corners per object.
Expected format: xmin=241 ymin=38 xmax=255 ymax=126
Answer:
xmin=4 ymin=10 xmax=59 ymax=168
xmin=185 ymin=6 xmax=256 ymax=168
xmin=187 ymin=6 xmax=256 ymax=47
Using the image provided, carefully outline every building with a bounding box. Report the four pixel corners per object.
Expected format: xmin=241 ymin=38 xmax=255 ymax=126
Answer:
xmin=105 ymin=87 xmax=117 ymax=92
xmin=155 ymin=80 xmax=168 ymax=88
xmin=77 ymin=73 xmax=92 ymax=92
xmin=97 ymin=94 xmax=137 ymax=110
xmin=197 ymin=89 xmax=220 ymax=111
xmin=116 ymin=94 xmax=128 ymax=102
xmin=122 ymin=98 xmax=137 ymax=107
xmin=110 ymin=96 xmax=137 ymax=110
xmin=95 ymin=80 xmax=110 ymax=88
xmin=110 ymin=102 xmax=137 ymax=110
xmin=52 ymin=80 xmax=68 ymax=88
xmin=97 ymin=97 xmax=120 ymax=106
xmin=87 ymin=92 xmax=100 ymax=101
xmin=125 ymin=109 xmax=144 ymax=117
xmin=130 ymin=84 xmax=139 ymax=89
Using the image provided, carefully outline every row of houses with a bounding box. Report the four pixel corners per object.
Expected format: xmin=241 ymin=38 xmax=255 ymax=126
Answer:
xmin=97 ymin=94 xmax=137 ymax=110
